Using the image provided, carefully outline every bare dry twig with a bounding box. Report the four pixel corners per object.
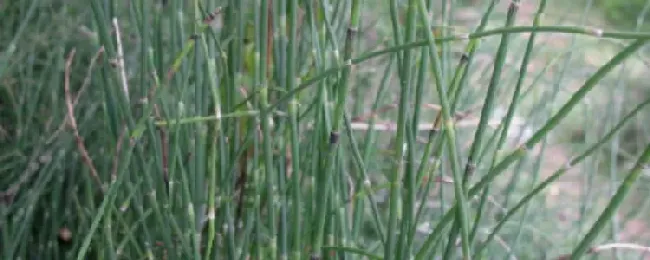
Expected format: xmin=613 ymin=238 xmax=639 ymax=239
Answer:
xmin=349 ymin=102 xmax=496 ymax=131
xmin=556 ymin=243 xmax=650 ymax=260
xmin=111 ymin=125 xmax=127 ymax=182
xmin=112 ymin=18 xmax=129 ymax=101
xmin=1 ymin=47 xmax=105 ymax=204
xmin=64 ymin=49 xmax=105 ymax=193
xmin=46 ymin=47 xmax=105 ymax=145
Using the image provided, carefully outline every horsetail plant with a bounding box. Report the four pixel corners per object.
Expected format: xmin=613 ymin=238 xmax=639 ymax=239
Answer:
xmin=4 ymin=0 xmax=650 ymax=259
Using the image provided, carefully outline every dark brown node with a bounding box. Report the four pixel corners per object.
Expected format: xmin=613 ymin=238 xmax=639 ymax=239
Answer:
xmin=329 ymin=131 xmax=339 ymax=144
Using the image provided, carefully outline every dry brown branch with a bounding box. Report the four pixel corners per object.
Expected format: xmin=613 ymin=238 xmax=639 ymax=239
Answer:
xmin=64 ymin=49 xmax=104 ymax=192
xmin=342 ymin=118 xmax=525 ymax=132
xmin=112 ymin=18 xmax=129 ymax=101
xmin=215 ymin=115 xmax=524 ymax=134
xmin=346 ymin=101 xmax=522 ymax=133
xmin=46 ymin=47 xmax=105 ymax=145
xmin=111 ymin=125 xmax=127 ymax=182
xmin=351 ymin=102 xmax=486 ymax=127
xmin=350 ymin=103 xmax=397 ymax=122
xmin=556 ymin=243 xmax=650 ymax=260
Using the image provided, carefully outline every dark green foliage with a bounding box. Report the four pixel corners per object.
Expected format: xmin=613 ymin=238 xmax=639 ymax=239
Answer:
xmin=597 ymin=0 xmax=650 ymax=28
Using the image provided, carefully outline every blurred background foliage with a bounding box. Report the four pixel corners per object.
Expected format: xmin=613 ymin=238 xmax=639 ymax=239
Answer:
xmin=597 ymin=0 xmax=650 ymax=28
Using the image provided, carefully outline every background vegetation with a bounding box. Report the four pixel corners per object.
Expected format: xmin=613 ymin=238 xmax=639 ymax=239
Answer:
xmin=597 ymin=0 xmax=650 ymax=29
xmin=1 ymin=0 xmax=650 ymax=259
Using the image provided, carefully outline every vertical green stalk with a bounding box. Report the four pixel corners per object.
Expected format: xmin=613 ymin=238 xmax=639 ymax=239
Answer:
xmin=445 ymin=1 xmax=521 ymax=256
xmin=255 ymin=0 xmax=277 ymax=257
xmin=273 ymin=0 xmax=288 ymax=258
xmin=416 ymin=0 xmax=472 ymax=258
xmin=470 ymin=0 xmax=544 ymax=249
xmin=388 ymin=0 xmax=404 ymax=78
xmin=413 ymin=2 xmax=498 ymax=255
xmin=310 ymin=0 xmax=360 ymax=258
xmin=198 ymin=20 xmax=225 ymax=260
xmin=189 ymin=6 xmax=207 ymax=258
xmin=386 ymin=0 xmax=417 ymax=258
xmin=386 ymin=0 xmax=420 ymax=259
xmin=461 ymin=0 xmax=518 ymax=189
xmin=358 ymin=55 xmax=395 ymax=245
xmin=306 ymin=1 xmax=331 ymax=257
xmin=286 ymin=0 xmax=302 ymax=259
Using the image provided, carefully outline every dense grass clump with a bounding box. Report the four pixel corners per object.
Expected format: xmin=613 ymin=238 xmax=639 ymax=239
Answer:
xmin=2 ymin=0 xmax=650 ymax=259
